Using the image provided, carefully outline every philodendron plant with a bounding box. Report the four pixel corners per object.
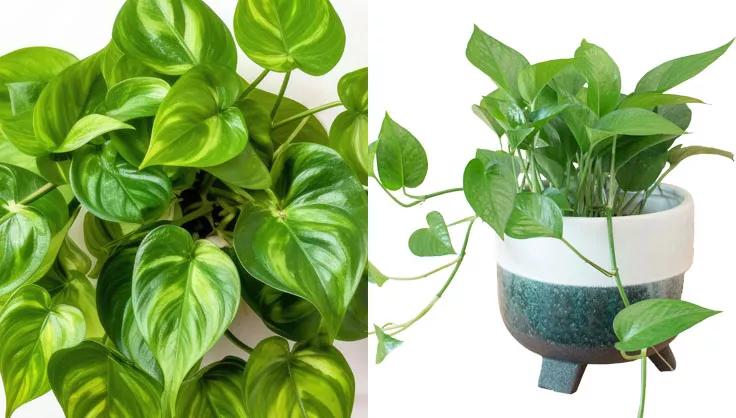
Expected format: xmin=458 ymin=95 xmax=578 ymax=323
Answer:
xmin=0 ymin=1 xmax=368 ymax=417
xmin=371 ymin=27 xmax=732 ymax=416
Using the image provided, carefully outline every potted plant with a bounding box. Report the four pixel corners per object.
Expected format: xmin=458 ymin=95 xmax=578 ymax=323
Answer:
xmin=370 ymin=26 xmax=732 ymax=417
xmin=0 ymin=0 xmax=367 ymax=417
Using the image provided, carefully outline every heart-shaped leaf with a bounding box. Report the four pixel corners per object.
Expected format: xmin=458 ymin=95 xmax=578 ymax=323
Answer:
xmin=463 ymin=150 xmax=517 ymax=238
xmin=505 ymin=192 xmax=563 ymax=239
xmin=375 ymin=114 xmax=428 ymax=191
xmin=203 ymin=143 xmax=271 ymax=190
xmin=133 ymin=225 xmax=240 ymax=410
xmin=408 ymin=211 xmax=456 ymax=256
xmin=175 ymin=357 xmax=247 ymax=418
xmin=113 ymin=0 xmax=237 ymax=75
xmin=234 ymin=0 xmax=345 ymax=76
xmin=375 ymin=325 xmax=403 ymax=364
xmin=331 ymin=68 xmax=369 ymax=183
xmin=234 ymin=143 xmax=367 ymax=338
xmin=574 ymin=40 xmax=621 ymax=116
xmin=141 ymin=65 xmax=247 ymax=168
xmin=517 ymin=59 xmax=572 ymax=104
xmin=99 ymin=76 xmax=171 ymax=121
xmin=48 ymin=340 xmax=163 ymax=418
xmin=614 ymin=299 xmax=720 ymax=352
xmin=466 ymin=26 xmax=529 ymax=101
xmin=39 ymin=266 xmax=104 ymax=339
xmin=244 ymin=337 xmax=355 ymax=418
xmin=100 ymin=41 xmax=159 ymax=87
xmin=0 ymin=285 xmax=85 ymax=417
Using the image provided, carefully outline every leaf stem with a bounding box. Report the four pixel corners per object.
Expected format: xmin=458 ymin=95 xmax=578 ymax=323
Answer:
xmin=240 ymin=69 xmax=270 ymax=99
xmin=446 ymin=216 xmax=477 ymax=227
xmin=402 ymin=187 xmax=464 ymax=200
xmin=272 ymin=101 xmax=342 ymax=129
xmin=224 ymin=329 xmax=253 ymax=354
xmin=387 ymin=258 xmax=459 ymax=281
xmin=274 ymin=117 xmax=310 ymax=158
xmin=174 ymin=202 xmax=214 ymax=226
xmin=560 ymin=238 xmax=615 ymax=277
xmin=638 ymin=350 xmax=648 ymax=418
xmin=376 ymin=182 xmax=423 ymax=208
xmin=270 ymin=71 xmax=292 ymax=120
xmin=18 ymin=182 xmax=57 ymax=205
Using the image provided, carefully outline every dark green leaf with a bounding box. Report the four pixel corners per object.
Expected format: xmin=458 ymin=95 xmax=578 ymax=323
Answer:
xmin=543 ymin=187 xmax=571 ymax=211
xmin=408 ymin=211 xmax=456 ymax=256
xmin=616 ymin=143 xmax=669 ymax=191
xmin=376 ymin=114 xmax=428 ymax=190
xmin=466 ymin=26 xmax=529 ymax=100
xmin=463 ymin=151 xmax=517 ymax=238
xmin=375 ymin=325 xmax=403 ymax=364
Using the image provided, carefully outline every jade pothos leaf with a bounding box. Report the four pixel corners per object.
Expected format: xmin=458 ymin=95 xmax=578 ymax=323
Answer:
xmin=613 ymin=299 xmax=720 ymax=352
xmin=593 ymin=108 xmax=684 ymax=139
xmin=617 ymin=93 xmax=703 ymax=109
xmin=175 ymin=357 xmax=247 ymax=418
xmin=113 ymin=0 xmax=237 ymax=75
xmin=331 ymin=68 xmax=369 ymax=183
xmin=48 ymin=341 xmax=164 ymax=418
xmin=505 ymin=192 xmax=563 ymax=239
xmin=234 ymin=0 xmax=346 ymax=76
xmin=141 ymin=64 xmax=248 ymax=168
xmin=463 ymin=150 xmax=517 ymax=238
xmin=133 ymin=225 xmax=240 ymax=410
xmin=244 ymin=337 xmax=355 ymax=418
xmin=573 ymin=40 xmax=621 ymax=116
xmin=517 ymin=59 xmax=572 ymax=104
xmin=0 ymin=285 xmax=85 ymax=418
xmin=466 ymin=26 xmax=529 ymax=101
xmin=234 ymin=143 xmax=367 ymax=338
xmin=375 ymin=325 xmax=403 ymax=364
xmin=376 ymin=114 xmax=428 ymax=191
xmin=70 ymin=142 xmax=173 ymax=223
xmin=409 ymin=211 xmax=456 ymax=256
xmin=667 ymin=144 xmax=734 ymax=167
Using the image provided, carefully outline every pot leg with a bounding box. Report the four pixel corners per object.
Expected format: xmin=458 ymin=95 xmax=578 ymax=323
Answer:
xmin=649 ymin=345 xmax=676 ymax=372
xmin=538 ymin=358 xmax=587 ymax=394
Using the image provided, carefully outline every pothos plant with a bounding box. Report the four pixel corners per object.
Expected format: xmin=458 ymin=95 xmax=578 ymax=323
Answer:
xmin=370 ymin=26 xmax=732 ymax=417
xmin=0 ymin=1 xmax=368 ymax=417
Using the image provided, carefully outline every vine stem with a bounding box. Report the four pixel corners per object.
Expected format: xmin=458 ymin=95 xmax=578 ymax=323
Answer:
xmin=18 ymin=182 xmax=57 ymax=205
xmin=225 ymin=329 xmax=253 ymax=354
xmin=402 ymin=187 xmax=464 ymax=201
xmin=560 ymin=238 xmax=615 ymax=277
xmin=272 ymin=101 xmax=342 ymax=128
xmin=639 ymin=348 xmax=648 ymax=418
xmin=387 ymin=258 xmax=459 ymax=281
xmin=174 ymin=202 xmax=214 ymax=226
xmin=270 ymin=71 xmax=292 ymax=120
xmin=240 ymin=69 xmax=270 ymax=99
xmin=274 ymin=117 xmax=310 ymax=158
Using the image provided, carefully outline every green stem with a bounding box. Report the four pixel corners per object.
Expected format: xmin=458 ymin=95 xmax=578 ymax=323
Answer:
xmin=605 ymin=136 xmax=630 ymax=308
xmin=274 ymin=117 xmax=310 ymax=158
xmin=174 ymin=203 xmax=214 ymax=226
xmin=272 ymin=101 xmax=342 ymax=129
xmin=638 ymin=350 xmax=648 ymax=418
xmin=560 ymin=238 xmax=615 ymax=277
xmin=446 ymin=216 xmax=476 ymax=227
xmin=402 ymin=187 xmax=463 ymax=200
xmin=387 ymin=259 xmax=459 ymax=281
xmin=18 ymin=182 xmax=57 ymax=206
xmin=270 ymin=71 xmax=292 ymax=120
xmin=240 ymin=69 xmax=270 ymax=99
xmin=376 ymin=182 xmax=423 ymax=208
xmin=225 ymin=329 xmax=253 ymax=354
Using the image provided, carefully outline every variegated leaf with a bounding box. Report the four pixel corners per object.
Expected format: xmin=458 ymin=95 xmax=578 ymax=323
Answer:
xmin=234 ymin=143 xmax=367 ymax=338
xmin=0 ymin=285 xmax=85 ymax=417
xmin=99 ymin=76 xmax=170 ymax=121
xmin=113 ymin=0 xmax=237 ymax=75
xmin=141 ymin=65 xmax=247 ymax=168
xmin=48 ymin=341 xmax=163 ymax=418
xmin=132 ymin=225 xmax=240 ymax=411
xmin=175 ymin=357 xmax=247 ymax=418
xmin=234 ymin=0 xmax=345 ymax=75
xmin=244 ymin=337 xmax=355 ymax=418
xmin=330 ymin=68 xmax=369 ymax=183
xmin=39 ymin=264 xmax=104 ymax=339
xmin=100 ymin=41 xmax=159 ymax=87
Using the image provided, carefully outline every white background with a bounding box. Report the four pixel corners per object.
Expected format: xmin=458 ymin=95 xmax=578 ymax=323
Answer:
xmin=369 ymin=1 xmax=735 ymax=417
xmin=0 ymin=0 xmax=368 ymax=417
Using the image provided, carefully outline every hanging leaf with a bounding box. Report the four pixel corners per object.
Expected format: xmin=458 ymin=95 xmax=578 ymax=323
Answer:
xmin=234 ymin=0 xmax=346 ymax=75
xmin=463 ymin=150 xmax=517 ymax=238
xmin=331 ymin=68 xmax=369 ymax=183
xmin=244 ymin=337 xmax=355 ymax=418
xmin=408 ymin=211 xmax=456 ymax=256
xmin=375 ymin=325 xmax=403 ymax=364
xmin=466 ymin=26 xmax=529 ymax=100
xmin=375 ymin=114 xmax=428 ymax=190
xmin=573 ymin=40 xmax=621 ymax=115
xmin=175 ymin=357 xmax=247 ymax=418
xmin=505 ymin=192 xmax=563 ymax=239
xmin=368 ymin=262 xmax=389 ymax=287
xmin=667 ymin=144 xmax=734 ymax=167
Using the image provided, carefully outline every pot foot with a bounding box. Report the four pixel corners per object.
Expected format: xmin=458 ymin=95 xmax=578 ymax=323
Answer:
xmin=649 ymin=345 xmax=676 ymax=372
xmin=538 ymin=358 xmax=587 ymax=394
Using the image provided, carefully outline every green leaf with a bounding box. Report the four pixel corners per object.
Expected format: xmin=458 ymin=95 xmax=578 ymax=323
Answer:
xmin=668 ymin=144 xmax=734 ymax=167
xmin=616 ymin=143 xmax=669 ymax=192
xmin=99 ymin=76 xmax=171 ymax=121
xmin=70 ymin=142 xmax=173 ymax=223
xmin=560 ymin=104 xmax=597 ymax=152
xmin=462 ymin=151 xmax=517 ymax=238
xmin=543 ymin=187 xmax=571 ymax=212
xmin=234 ymin=143 xmax=367 ymax=338
xmin=0 ymin=138 xmax=37 ymax=174
xmin=48 ymin=341 xmax=164 ymax=418
xmin=618 ymin=93 xmax=703 ymax=109
xmin=234 ymin=0 xmax=345 ymax=76
xmin=331 ymin=68 xmax=369 ymax=183
xmin=83 ymin=213 xmax=124 ymax=278
xmin=245 ymin=88 xmax=329 ymax=147
xmin=142 ymin=65 xmax=247 ymax=168
xmin=0 ymin=285 xmax=85 ymax=417
xmin=466 ymin=26 xmax=529 ymax=100
xmin=39 ymin=267 xmax=104 ymax=339
xmin=635 ymin=40 xmax=733 ymax=93
xmin=375 ymin=114 xmax=428 ymax=190
xmin=517 ymin=59 xmax=572 ymax=104
xmin=113 ymin=0 xmax=237 ymax=75
xmin=505 ymin=192 xmax=563 ymax=239
xmin=55 ymin=114 xmax=135 ymax=153
xmin=614 ymin=299 xmax=720 ymax=352
xmin=574 ymin=40 xmax=621 ymax=115
xmin=593 ymin=108 xmax=683 ymax=140
xmin=368 ymin=262 xmax=389 ymax=287
xmin=132 ymin=225 xmax=240 ymax=410
xmin=375 ymin=325 xmax=403 ymax=364
xmin=244 ymin=337 xmax=355 ymax=418
xmin=176 ymin=357 xmax=247 ymax=418
xmin=100 ymin=41 xmax=159 ymax=87
xmin=408 ymin=211 xmax=456 ymax=256
xmin=204 ymin=143 xmax=271 ymax=190
xmin=338 ymin=67 xmax=368 ymax=113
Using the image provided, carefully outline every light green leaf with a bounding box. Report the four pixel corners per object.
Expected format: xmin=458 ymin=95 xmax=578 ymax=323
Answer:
xmin=331 ymin=68 xmax=369 ymax=183
xmin=593 ymin=108 xmax=683 ymax=140
xmin=99 ymin=76 xmax=171 ymax=121
xmin=338 ymin=67 xmax=368 ymax=113
xmin=463 ymin=151 xmax=517 ymax=238
xmin=0 ymin=138 xmax=37 ymax=173
xmin=48 ymin=341 xmax=163 ymax=418
xmin=635 ymin=40 xmax=733 ymax=93
xmin=234 ymin=0 xmax=345 ymax=75
xmin=142 ymin=65 xmax=247 ymax=168
xmin=39 ymin=267 xmax=104 ymax=339
xmin=55 ymin=114 xmax=134 ymax=153
xmin=614 ymin=299 xmax=720 ymax=352
xmin=83 ymin=213 xmax=124 ymax=278
xmin=376 ymin=114 xmax=428 ymax=190
xmin=35 ymin=155 xmax=70 ymax=186
xmin=0 ymin=285 xmax=85 ymax=418
xmin=368 ymin=262 xmax=389 ymax=287
xmin=113 ymin=0 xmax=237 ymax=75
xmin=244 ymin=337 xmax=355 ymax=418
xmin=204 ymin=143 xmax=271 ymax=190
xmin=409 ymin=211 xmax=456 ymax=257
xmin=176 ymin=357 xmax=247 ymax=418
xmin=518 ymin=59 xmax=572 ymax=104
xmin=466 ymin=26 xmax=529 ymax=100
xmin=133 ymin=225 xmax=240 ymax=410
xmin=618 ymin=93 xmax=703 ymax=109
xmin=234 ymin=143 xmax=367 ymax=338
xmin=375 ymin=325 xmax=403 ymax=364
xmin=507 ymin=127 xmax=535 ymax=150
xmin=668 ymin=144 xmax=734 ymax=167
xmin=100 ymin=41 xmax=159 ymax=87
xmin=560 ymin=104 xmax=598 ymax=152
xmin=70 ymin=142 xmax=172 ymax=223
xmin=505 ymin=192 xmax=563 ymax=239
xmin=480 ymin=92 xmax=526 ymax=131
xmin=574 ymin=40 xmax=621 ymax=115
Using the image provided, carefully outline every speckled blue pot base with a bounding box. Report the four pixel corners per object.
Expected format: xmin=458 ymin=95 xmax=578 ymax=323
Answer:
xmin=498 ymin=266 xmax=683 ymax=393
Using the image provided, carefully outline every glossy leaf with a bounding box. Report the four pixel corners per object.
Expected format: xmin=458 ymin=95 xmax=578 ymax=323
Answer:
xmin=83 ymin=212 xmax=124 ymax=277
xmin=132 ymin=225 xmax=240 ymax=409
xmin=55 ymin=114 xmax=134 ymax=153
xmin=203 ymin=143 xmax=271 ymax=190
xmin=463 ymin=151 xmax=517 ymax=238
xmin=617 ymin=143 xmax=669 ymax=192
xmin=0 ymin=138 xmax=36 ymax=173
xmin=48 ymin=341 xmax=163 ymax=418
xmin=466 ymin=26 xmax=529 ymax=100
xmin=70 ymin=142 xmax=172 ymax=223
xmin=668 ymin=144 xmax=734 ymax=167
xmin=142 ymin=65 xmax=247 ymax=168
xmin=245 ymin=88 xmax=329 ymax=147
xmin=409 ymin=211 xmax=456 ymax=256
xmin=375 ymin=114 xmax=428 ymax=190
xmin=618 ymin=92 xmax=703 ymax=109
xmin=593 ymin=108 xmax=683 ymax=140
xmin=234 ymin=0 xmax=346 ymax=75
xmin=614 ymin=299 xmax=720 ymax=352
xmin=0 ymin=285 xmax=85 ymax=417
xmin=375 ymin=325 xmax=403 ymax=364
xmin=505 ymin=193 xmax=563 ymax=239
xmin=244 ymin=337 xmax=355 ymax=418
xmin=368 ymin=262 xmax=389 ymax=287
xmin=176 ymin=357 xmax=247 ymax=418
xmin=99 ymin=76 xmax=171 ymax=121
xmin=574 ymin=40 xmax=621 ymax=115
xmin=635 ymin=40 xmax=733 ymax=93
xmin=100 ymin=41 xmax=158 ymax=87
xmin=331 ymin=68 xmax=369 ymax=182
xmin=517 ymin=59 xmax=572 ymax=104
xmin=113 ymin=0 xmax=237 ymax=75
xmin=234 ymin=143 xmax=367 ymax=338
xmin=39 ymin=263 xmax=104 ymax=339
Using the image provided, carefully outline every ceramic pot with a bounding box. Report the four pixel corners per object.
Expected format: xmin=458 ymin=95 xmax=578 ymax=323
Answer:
xmin=497 ymin=184 xmax=693 ymax=394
